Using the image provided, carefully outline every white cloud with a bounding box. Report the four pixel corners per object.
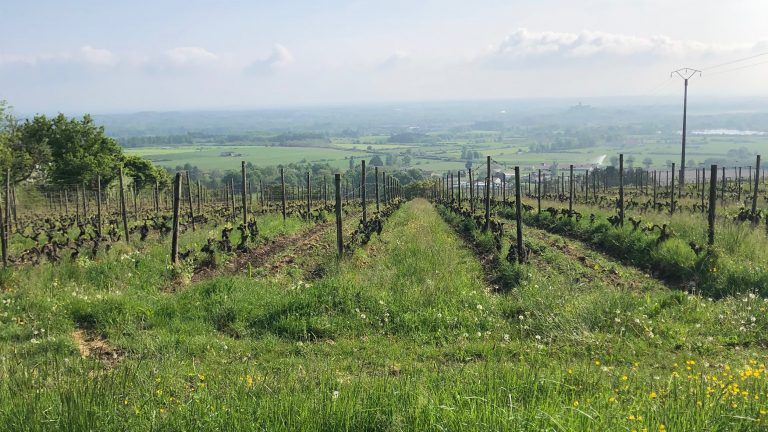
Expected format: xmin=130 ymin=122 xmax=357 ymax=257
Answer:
xmin=246 ymin=44 xmax=294 ymax=74
xmin=486 ymin=28 xmax=751 ymax=67
xmin=269 ymin=44 xmax=294 ymax=68
xmin=376 ymin=51 xmax=409 ymax=70
xmin=163 ymin=46 xmax=218 ymax=66
xmin=78 ymin=46 xmax=117 ymax=66
xmin=0 ymin=46 xmax=117 ymax=67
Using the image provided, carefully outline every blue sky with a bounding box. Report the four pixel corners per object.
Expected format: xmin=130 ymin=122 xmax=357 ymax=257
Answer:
xmin=1 ymin=0 xmax=767 ymax=113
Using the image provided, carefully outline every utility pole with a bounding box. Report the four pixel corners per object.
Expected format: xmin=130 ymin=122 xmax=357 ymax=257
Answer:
xmin=671 ymin=67 xmax=701 ymax=198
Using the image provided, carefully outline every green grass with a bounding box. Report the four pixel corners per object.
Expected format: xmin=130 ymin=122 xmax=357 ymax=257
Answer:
xmin=3 ymin=199 xmax=768 ymax=430
xmin=518 ymin=193 xmax=768 ymax=297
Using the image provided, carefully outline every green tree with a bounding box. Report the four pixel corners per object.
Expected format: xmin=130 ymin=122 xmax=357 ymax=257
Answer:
xmin=0 ymin=103 xmax=51 ymax=182
xmin=642 ymin=157 xmax=653 ymax=169
xmin=124 ymin=155 xmax=170 ymax=190
xmin=369 ymin=155 xmax=384 ymax=167
xmin=27 ymin=114 xmax=124 ymax=186
xmin=0 ymin=101 xmax=15 ymax=175
xmin=550 ymin=161 xmax=559 ymax=177
xmin=626 ymin=155 xmax=636 ymax=169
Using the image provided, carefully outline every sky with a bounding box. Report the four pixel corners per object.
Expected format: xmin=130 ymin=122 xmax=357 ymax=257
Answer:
xmin=1 ymin=0 xmax=767 ymax=113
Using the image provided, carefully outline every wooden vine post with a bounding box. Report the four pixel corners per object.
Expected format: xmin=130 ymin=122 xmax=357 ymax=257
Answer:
xmin=569 ymin=164 xmax=574 ymax=215
xmin=502 ymin=173 xmax=506 ymax=204
xmin=323 ymin=176 xmax=328 ymax=207
xmin=514 ymin=166 xmax=525 ymax=264
xmin=132 ymin=183 xmax=138 ymax=223
xmin=171 ymin=172 xmax=181 ymax=264
xmin=585 ymin=170 xmax=589 ymax=202
xmin=708 ymin=165 xmax=717 ymax=246
xmin=752 ymin=155 xmax=761 ymax=224
xmin=197 ymin=180 xmax=202 ymax=215
xmin=528 ymin=173 xmax=532 ymax=197
xmin=186 ymin=171 xmax=195 ymax=231
xmin=670 ymin=163 xmax=676 ymax=214
xmin=618 ymin=154 xmax=624 ymax=227
xmin=96 ymin=175 xmax=103 ymax=236
xmin=230 ymin=178 xmax=236 ymax=219
xmin=334 ymin=173 xmax=343 ymax=258
xmin=457 ymin=170 xmax=462 ymax=207
xmin=484 ymin=156 xmax=491 ymax=231
xmin=241 ymin=162 xmax=248 ymax=225
xmin=467 ymin=168 xmax=475 ymax=213
xmin=280 ymin=167 xmax=287 ymax=222
xmin=154 ymin=180 xmax=160 ymax=213
xmin=700 ymin=167 xmax=705 ymax=211
xmin=5 ymin=171 xmax=10 ymax=238
xmin=721 ymin=166 xmax=726 ymax=204
xmin=361 ymin=160 xmax=367 ymax=223
xmin=259 ymin=180 xmax=264 ymax=209
xmin=306 ymin=171 xmax=311 ymax=221
xmin=375 ymin=167 xmax=380 ymax=213
xmin=118 ymin=167 xmax=130 ymax=242
xmin=75 ymin=185 xmax=80 ymax=224
xmin=560 ymin=173 xmax=564 ymax=196
xmin=81 ymin=183 xmax=87 ymax=220
xmin=537 ymin=169 xmax=542 ymax=215
xmin=468 ymin=168 xmax=474 ymax=213
xmin=0 ymin=170 xmax=7 ymax=267
xmin=381 ymin=172 xmax=387 ymax=205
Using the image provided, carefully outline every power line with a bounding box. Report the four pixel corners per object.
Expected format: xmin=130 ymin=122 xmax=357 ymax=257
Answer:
xmin=704 ymin=58 xmax=768 ymax=77
xmin=639 ymin=77 xmax=677 ymax=97
xmin=701 ymin=51 xmax=768 ymax=72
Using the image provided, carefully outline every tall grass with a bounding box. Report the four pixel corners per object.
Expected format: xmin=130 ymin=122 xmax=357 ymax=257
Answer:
xmin=2 ymin=199 xmax=768 ymax=430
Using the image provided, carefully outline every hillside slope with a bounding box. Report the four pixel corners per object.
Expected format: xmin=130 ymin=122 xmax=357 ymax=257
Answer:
xmin=1 ymin=199 xmax=767 ymax=431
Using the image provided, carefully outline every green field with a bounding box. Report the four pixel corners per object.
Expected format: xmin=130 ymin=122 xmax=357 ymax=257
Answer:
xmin=125 ymin=145 xmax=370 ymax=171
xmin=396 ymin=134 xmax=766 ymax=173
xmin=124 ymin=131 xmax=764 ymax=177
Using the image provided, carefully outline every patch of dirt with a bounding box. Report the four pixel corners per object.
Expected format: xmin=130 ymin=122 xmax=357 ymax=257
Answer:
xmin=72 ymin=330 xmax=123 ymax=364
xmin=528 ymin=229 xmax=649 ymax=290
xmin=190 ymin=222 xmax=333 ymax=283
xmin=262 ymin=224 xmax=334 ymax=274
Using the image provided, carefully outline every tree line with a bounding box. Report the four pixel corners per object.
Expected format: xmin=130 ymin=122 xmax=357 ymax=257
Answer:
xmin=0 ymin=101 xmax=168 ymax=189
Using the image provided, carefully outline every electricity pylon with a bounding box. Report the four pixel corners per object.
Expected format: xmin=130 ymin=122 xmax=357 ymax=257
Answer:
xmin=671 ymin=67 xmax=701 ymax=198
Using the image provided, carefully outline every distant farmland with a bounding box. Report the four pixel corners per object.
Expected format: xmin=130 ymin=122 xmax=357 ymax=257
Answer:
xmin=125 ymin=145 xmax=369 ymax=170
